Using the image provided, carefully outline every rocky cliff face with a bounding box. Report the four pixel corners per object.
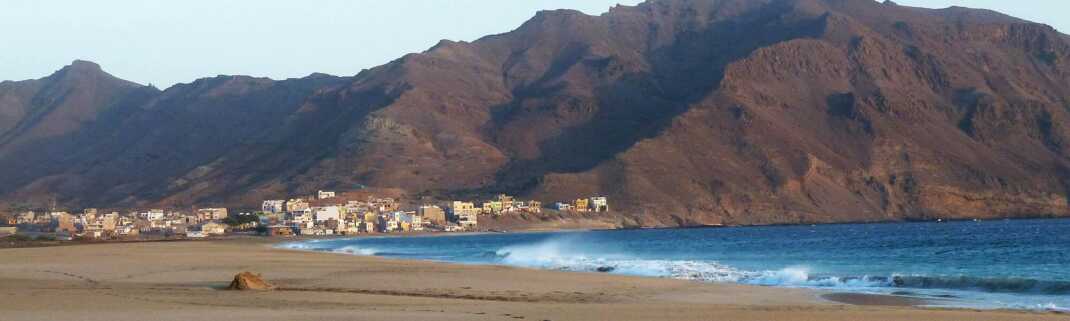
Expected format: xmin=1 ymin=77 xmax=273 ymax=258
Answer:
xmin=2 ymin=0 xmax=1068 ymax=226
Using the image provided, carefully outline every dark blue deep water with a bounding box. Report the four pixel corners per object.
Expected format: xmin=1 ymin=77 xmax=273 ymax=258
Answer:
xmin=283 ymin=219 xmax=1070 ymax=311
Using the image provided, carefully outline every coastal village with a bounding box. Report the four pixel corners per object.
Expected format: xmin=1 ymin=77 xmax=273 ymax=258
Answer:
xmin=0 ymin=191 xmax=609 ymax=242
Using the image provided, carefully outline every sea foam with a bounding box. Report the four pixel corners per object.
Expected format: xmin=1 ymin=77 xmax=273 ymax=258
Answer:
xmin=279 ymin=220 xmax=1070 ymax=312
xmin=492 ymin=236 xmax=889 ymax=288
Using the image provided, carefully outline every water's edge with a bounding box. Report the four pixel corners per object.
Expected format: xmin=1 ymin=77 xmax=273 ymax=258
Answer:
xmin=278 ymin=220 xmax=1070 ymax=312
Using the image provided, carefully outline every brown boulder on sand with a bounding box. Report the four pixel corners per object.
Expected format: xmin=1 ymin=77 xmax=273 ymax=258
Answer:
xmin=227 ymin=272 xmax=274 ymax=291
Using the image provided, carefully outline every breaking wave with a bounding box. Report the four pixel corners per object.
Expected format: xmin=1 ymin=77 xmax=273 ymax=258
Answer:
xmin=493 ymin=239 xmax=884 ymax=288
xmin=278 ymin=241 xmax=380 ymax=256
xmin=277 ymin=224 xmax=1070 ymax=313
xmin=888 ymin=275 xmax=1070 ymax=295
xmin=492 ymin=237 xmax=1070 ymax=296
xmin=332 ymin=245 xmax=380 ymax=256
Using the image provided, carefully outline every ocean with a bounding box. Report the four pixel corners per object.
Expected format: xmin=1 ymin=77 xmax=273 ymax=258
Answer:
xmin=281 ymin=219 xmax=1070 ymax=311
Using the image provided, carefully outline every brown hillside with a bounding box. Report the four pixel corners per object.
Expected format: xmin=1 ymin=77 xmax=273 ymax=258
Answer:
xmin=1 ymin=0 xmax=1068 ymax=226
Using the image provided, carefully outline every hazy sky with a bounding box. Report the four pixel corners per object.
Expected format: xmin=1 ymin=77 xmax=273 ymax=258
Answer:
xmin=2 ymin=0 xmax=1066 ymax=87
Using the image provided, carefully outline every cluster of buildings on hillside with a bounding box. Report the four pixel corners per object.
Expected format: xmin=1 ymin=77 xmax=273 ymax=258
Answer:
xmin=0 ymin=191 xmax=611 ymax=241
xmin=0 ymin=207 xmax=232 ymax=240
xmin=259 ymin=192 xmax=606 ymax=236
xmin=258 ymin=193 xmax=414 ymax=236
xmin=552 ymin=197 xmax=609 ymax=213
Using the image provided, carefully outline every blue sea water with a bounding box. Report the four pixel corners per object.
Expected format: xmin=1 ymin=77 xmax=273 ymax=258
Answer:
xmin=281 ymin=219 xmax=1070 ymax=311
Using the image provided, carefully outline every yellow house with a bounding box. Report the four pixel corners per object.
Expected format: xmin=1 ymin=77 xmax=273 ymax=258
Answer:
xmin=197 ymin=208 xmax=229 ymax=221
xmin=574 ymin=198 xmax=589 ymax=212
xmin=497 ymin=194 xmax=515 ymax=208
xmin=527 ymin=201 xmax=543 ymax=213
xmin=363 ymin=212 xmax=379 ymax=224
xmin=481 ymin=201 xmax=503 ymax=215
xmin=200 ymin=222 xmax=227 ymax=236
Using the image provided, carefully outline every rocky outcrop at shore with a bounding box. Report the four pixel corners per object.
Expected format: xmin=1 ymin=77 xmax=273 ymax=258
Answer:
xmin=227 ymin=272 xmax=274 ymax=291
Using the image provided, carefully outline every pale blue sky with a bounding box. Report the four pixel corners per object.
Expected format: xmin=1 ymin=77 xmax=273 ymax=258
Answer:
xmin=2 ymin=0 xmax=1066 ymax=87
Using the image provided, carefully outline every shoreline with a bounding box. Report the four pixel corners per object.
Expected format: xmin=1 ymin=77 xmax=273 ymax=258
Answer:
xmin=277 ymin=240 xmax=939 ymax=308
xmin=6 ymin=217 xmax=1067 ymax=249
xmin=819 ymin=292 xmax=939 ymax=307
xmin=277 ymin=238 xmax=1066 ymax=314
xmin=276 ymin=229 xmax=1070 ymax=314
xmin=2 ymin=239 xmax=1066 ymax=321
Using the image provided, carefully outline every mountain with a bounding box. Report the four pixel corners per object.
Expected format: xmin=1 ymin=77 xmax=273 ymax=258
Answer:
xmin=2 ymin=0 xmax=1069 ymax=226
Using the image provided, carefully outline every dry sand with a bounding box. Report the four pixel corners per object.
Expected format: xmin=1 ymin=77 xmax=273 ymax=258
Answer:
xmin=0 ymin=239 xmax=1066 ymax=321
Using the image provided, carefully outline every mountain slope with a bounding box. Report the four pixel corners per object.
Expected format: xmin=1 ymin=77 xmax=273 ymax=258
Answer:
xmin=0 ymin=60 xmax=150 ymax=151
xmin=530 ymin=0 xmax=1070 ymax=225
xmin=2 ymin=0 xmax=1069 ymax=226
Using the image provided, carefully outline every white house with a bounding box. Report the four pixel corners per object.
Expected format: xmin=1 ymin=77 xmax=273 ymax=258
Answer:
xmin=450 ymin=201 xmax=479 ymax=227
xmin=199 ymin=222 xmax=227 ymax=236
xmin=141 ymin=209 xmax=165 ymax=221
xmin=16 ymin=212 xmax=35 ymax=224
xmin=589 ymin=197 xmax=609 ymax=212
xmin=289 ymin=208 xmax=313 ymax=224
xmin=313 ymin=206 xmax=341 ymax=222
xmin=262 ymin=200 xmax=286 ymax=213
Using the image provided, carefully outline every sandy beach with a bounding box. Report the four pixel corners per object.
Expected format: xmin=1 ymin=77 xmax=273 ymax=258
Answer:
xmin=0 ymin=240 xmax=1065 ymax=321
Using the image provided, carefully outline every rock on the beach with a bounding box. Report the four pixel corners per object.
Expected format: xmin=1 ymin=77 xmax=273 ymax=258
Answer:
xmin=227 ymin=272 xmax=275 ymax=291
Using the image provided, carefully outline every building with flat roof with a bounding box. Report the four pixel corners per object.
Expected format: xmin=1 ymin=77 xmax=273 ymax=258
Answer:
xmin=450 ymin=201 xmax=478 ymax=228
xmin=83 ymin=208 xmax=99 ymax=220
xmin=481 ymin=201 xmax=503 ymax=215
xmin=16 ymin=212 xmax=35 ymax=225
xmin=589 ymin=197 xmax=609 ymax=212
xmin=262 ymin=200 xmax=286 ymax=213
xmin=197 ymin=208 xmax=228 ymax=221
xmin=287 ymin=199 xmax=310 ymax=212
xmin=400 ymin=212 xmax=423 ymax=232
xmin=199 ymin=222 xmax=227 ymax=236
xmin=268 ymin=225 xmax=294 ymax=237
xmin=313 ymin=206 xmax=341 ymax=222
xmin=418 ymin=205 xmax=447 ymax=226
xmin=53 ymin=212 xmax=77 ymax=233
xmin=574 ymin=198 xmax=589 ymax=213
xmin=528 ymin=200 xmax=543 ymax=213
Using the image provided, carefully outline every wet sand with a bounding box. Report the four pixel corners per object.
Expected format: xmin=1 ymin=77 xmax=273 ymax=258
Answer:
xmin=0 ymin=239 xmax=1065 ymax=321
xmin=821 ymin=293 xmax=936 ymax=307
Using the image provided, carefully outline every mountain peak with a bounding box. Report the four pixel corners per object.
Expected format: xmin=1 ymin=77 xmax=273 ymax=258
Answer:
xmin=51 ymin=60 xmax=107 ymax=81
xmin=48 ymin=59 xmax=144 ymax=88
xmin=63 ymin=60 xmax=103 ymax=73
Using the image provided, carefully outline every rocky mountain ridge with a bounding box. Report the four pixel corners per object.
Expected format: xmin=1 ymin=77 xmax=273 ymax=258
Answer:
xmin=2 ymin=0 xmax=1068 ymax=226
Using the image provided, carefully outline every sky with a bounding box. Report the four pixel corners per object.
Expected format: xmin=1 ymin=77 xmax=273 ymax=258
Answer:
xmin=1 ymin=0 xmax=1066 ymax=88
